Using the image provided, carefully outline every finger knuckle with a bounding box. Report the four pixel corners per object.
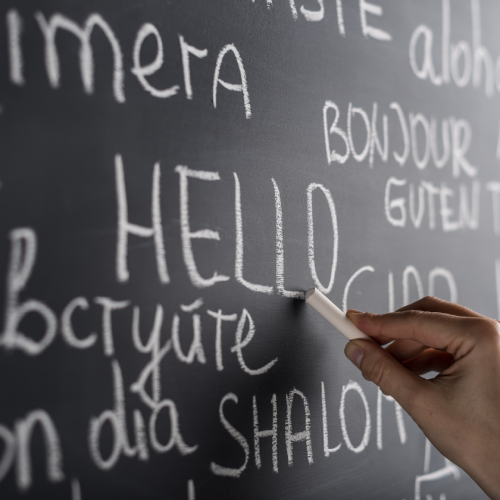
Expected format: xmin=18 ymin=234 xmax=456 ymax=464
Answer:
xmin=412 ymin=295 xmax=440 ymax=311
xmin=477 ymin=318 xmax=500 ymax=344
xmin=365 ymin=355 xmax=389 ymax=387
xmin=406 ymin=309 xmax=424 ymax=318
xmin=405 ymin=310 xmax=425 ymax=340
xmin=420 ymin=295 xmax=437 ymax=306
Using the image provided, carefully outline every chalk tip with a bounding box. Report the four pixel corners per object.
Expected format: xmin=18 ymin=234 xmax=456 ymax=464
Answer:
xmin=305 ymin=288 xmax=316 ymax=302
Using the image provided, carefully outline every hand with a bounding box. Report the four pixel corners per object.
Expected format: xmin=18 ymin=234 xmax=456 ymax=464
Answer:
xmin=345 ymin=297 xmax=500 ymax=500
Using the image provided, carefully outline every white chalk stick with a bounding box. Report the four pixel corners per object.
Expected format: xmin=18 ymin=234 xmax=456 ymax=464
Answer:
xmin=305 ymin=288 xmax=372 ymax=342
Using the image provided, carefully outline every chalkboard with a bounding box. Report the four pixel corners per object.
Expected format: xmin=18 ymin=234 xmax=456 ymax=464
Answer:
xmin=0 ymin=0 xmax=498 ymax=498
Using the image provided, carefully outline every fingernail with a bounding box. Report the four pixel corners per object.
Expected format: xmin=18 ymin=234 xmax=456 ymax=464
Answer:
xmin=346 ymin=310 xmax=363 ymax=325
xmin=345 ymin=342 xmax=364 ymax=368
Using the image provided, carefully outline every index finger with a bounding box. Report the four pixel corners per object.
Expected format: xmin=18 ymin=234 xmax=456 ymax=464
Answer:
xmin=397 ymin=296 xmax=484 ymax=318
xmin=346 ymin=310 xmax=490 ymax=359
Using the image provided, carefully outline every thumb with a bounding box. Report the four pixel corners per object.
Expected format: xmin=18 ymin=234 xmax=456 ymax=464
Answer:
xmin=344 ymin=340 xmax=432 ymax=414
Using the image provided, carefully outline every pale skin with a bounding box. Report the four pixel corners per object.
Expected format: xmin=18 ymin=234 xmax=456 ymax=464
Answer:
xmin=344 ymin=296 xmax=500 ymax=499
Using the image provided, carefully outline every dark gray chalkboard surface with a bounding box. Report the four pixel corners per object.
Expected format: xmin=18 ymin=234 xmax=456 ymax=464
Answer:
xmin=0 ymin=0 xmax=498 ymax=498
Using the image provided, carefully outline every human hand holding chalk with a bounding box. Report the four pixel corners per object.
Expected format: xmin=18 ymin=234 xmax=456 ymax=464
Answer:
xmin=341 ymin=297 xmax=500 ymax=500
xmin=305 ymin=288 xmax=372 ymax=342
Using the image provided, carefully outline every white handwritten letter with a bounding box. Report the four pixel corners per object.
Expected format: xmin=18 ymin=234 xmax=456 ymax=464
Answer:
xmin=272 ymin=179 xmax=304 ymax=299
xmin=115 ymin=155 xmax=169 ymax=284
xmin=1 ymin=228 xmax=57 ymax=355
xmin=35 ymin=12 xmax=124 ymax=102
xmin=384 ymin=177 xmax=407 ymax=227
xmin=307 ymin=183 xmax=338 ymax=294
xmin=231 ymin=309 xmax=277 ymax=375
xmin=179 ymin=34 xmax=207 ymax=100
xmin=213 ymin=44 xmax=251 ymax=119
xmin=234 ymin=173 xmax=273 ymax=294
xmin=210 ymin=393 xmax=249 ymax=477
xmin=253 ymin=394 xmax=278 ymax=473
xmin=16 ymin=410 xmax=64 ymax=490
xmin=131 ymin=23 xmax=180 ymax=98
xmin=285 ymin=388 xmax=313 ymax=466
xmin=339 ymin=381 xmax=371 ymax=453
xmin=6 ymin=10 xmax=25 ymax=86
xmin=176 ymin=165 xmax=229 ymax=288
xmin=323 ymin=101 xmax=350 ymax=164
xmin=359 ymin=0 xmax=392 ymax=41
